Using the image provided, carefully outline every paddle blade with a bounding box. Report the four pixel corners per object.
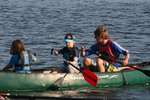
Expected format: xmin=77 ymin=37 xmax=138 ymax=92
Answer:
xmin=129 ymin=66 xmax=150 ymax=77
xmin=138 ymin=69 xmax=150 ymax=77
xmin=82 ymin=69 xmax=98 ymax=87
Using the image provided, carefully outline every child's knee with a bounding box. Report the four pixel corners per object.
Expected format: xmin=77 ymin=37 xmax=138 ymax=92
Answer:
xmin=96 ymin=58 xmax=104 ymax=64
xmin=83 ymin=57 xmax=92 ymax=66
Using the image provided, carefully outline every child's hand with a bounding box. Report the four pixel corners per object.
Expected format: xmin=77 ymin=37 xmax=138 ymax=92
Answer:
xmin=51 ymin=48 xmax=54 ymax=55
xmin=123 ymin=58 xmax=128 ymax=66
xmin=122 ymin=53 xmax=129 ymax=66
xmin=51 ymin=48 xmax=59 ymax=55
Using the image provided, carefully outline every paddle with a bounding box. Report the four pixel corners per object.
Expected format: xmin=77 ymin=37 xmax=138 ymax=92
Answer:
xmin=54 ymin=61 xmax=98 ymax=87
xmin=127 ymin=65 xmax=150 ymax=77
xmin=66 ymin=61 xmax=98 ymax=87
xmin=54 ymin=73 xmax=68 ymax=87
xmin=51 ymin=48 xmax=98 ymax=86
xmin=113 ymin=60 xmax=150 ymax=77
xmin=125 ymin=61 xmax=150 ymax=77
xmin=99 ymin=53 xmax=150 ymax=77
xmin=115 ymin=61 xmax=150 ymax=77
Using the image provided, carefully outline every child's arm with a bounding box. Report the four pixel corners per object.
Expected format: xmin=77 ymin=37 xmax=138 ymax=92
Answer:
xmin=112 ymin=41 xmax=129 ymax=65
xmin=51 ymin=48 xmax=62 ymax=55
xmin=122 ymin=51 xmax=129 ymax=66
xmin=3 ymin=55 xmax=17 ymax=71
xmin=80 ymin=44 xmax=98 ymax=57
xmin=28 ymin=50 xmax=37 ymax=63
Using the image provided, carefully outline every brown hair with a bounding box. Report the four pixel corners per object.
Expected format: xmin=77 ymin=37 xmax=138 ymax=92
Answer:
xmin=10 ymin=39 xmax=25 ymax=55
xmin=94 ymin=25 xmax=109 ymax=39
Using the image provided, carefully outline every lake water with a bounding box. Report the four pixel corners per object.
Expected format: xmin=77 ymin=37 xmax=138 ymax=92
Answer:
xmin=0 ymin=0 xmax=150 ymax=99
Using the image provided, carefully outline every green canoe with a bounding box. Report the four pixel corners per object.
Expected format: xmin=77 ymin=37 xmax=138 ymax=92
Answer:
xmin=0 ymin=63 xmax=150 ymax=92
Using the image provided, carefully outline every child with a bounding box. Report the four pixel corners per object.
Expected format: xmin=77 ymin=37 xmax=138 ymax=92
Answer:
xmin=82 ymin=25 xmax=129 ymax=72
xmin=3 ymin=39 xmax=37 ymax=73
xmin=51 ymin=33 xmax=80 ymax=73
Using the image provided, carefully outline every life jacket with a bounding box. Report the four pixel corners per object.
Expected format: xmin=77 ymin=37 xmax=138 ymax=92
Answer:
xmin=97 ymin=40 xmax=116 ymax=63
xmin=61 ymin=47 xmax=79 ymax=61
xmin=16 ymin=51 xmax=31 ymax=72
xmin=22 ymin=51 xmax=31 ymax=71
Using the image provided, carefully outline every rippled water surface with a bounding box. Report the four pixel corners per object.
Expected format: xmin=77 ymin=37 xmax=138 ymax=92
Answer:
xmin=0 ymin=0 xmax=150 ymax=99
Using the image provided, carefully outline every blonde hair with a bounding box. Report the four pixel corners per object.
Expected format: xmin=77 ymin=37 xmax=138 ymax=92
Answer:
xmin=94 ymin=25 xmax=109 ymax=39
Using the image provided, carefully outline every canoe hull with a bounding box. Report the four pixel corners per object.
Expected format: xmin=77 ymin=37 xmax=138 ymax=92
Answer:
xmin=0 ymin=66 xmax=150 ymax=92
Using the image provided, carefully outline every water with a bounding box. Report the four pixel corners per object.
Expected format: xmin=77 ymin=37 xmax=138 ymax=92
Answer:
xmin=4 ymin=85 xmax=150 ymax=100
xmin=0 ymin=0 xmax=150 ymax=99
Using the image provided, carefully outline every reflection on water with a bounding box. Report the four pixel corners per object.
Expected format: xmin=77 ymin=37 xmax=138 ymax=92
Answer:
xmin=5 ymin=85 xmax=150 ymax=100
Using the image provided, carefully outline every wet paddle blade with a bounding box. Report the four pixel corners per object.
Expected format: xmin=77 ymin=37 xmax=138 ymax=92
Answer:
xmin=82 ymin=69 xmax=98 ymax=87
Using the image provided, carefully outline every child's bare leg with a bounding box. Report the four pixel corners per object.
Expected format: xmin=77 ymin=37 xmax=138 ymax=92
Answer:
xmin=97 ymin=58 xmax=105 ymax=72
xmin=83 ymin=57 xmax=92 ymax=69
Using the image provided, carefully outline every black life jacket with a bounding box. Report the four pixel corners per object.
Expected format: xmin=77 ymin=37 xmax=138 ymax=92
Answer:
xmin=15 ymin=51 xmax=31 ymax=72
xmin=60 ymin=47 xmax=79 ymax=61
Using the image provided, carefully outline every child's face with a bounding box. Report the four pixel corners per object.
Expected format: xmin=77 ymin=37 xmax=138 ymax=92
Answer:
xmin=66 ymin=41 xmax=74 ymax=48
xmin=95 ymin=36 xmax=108 ymax=45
